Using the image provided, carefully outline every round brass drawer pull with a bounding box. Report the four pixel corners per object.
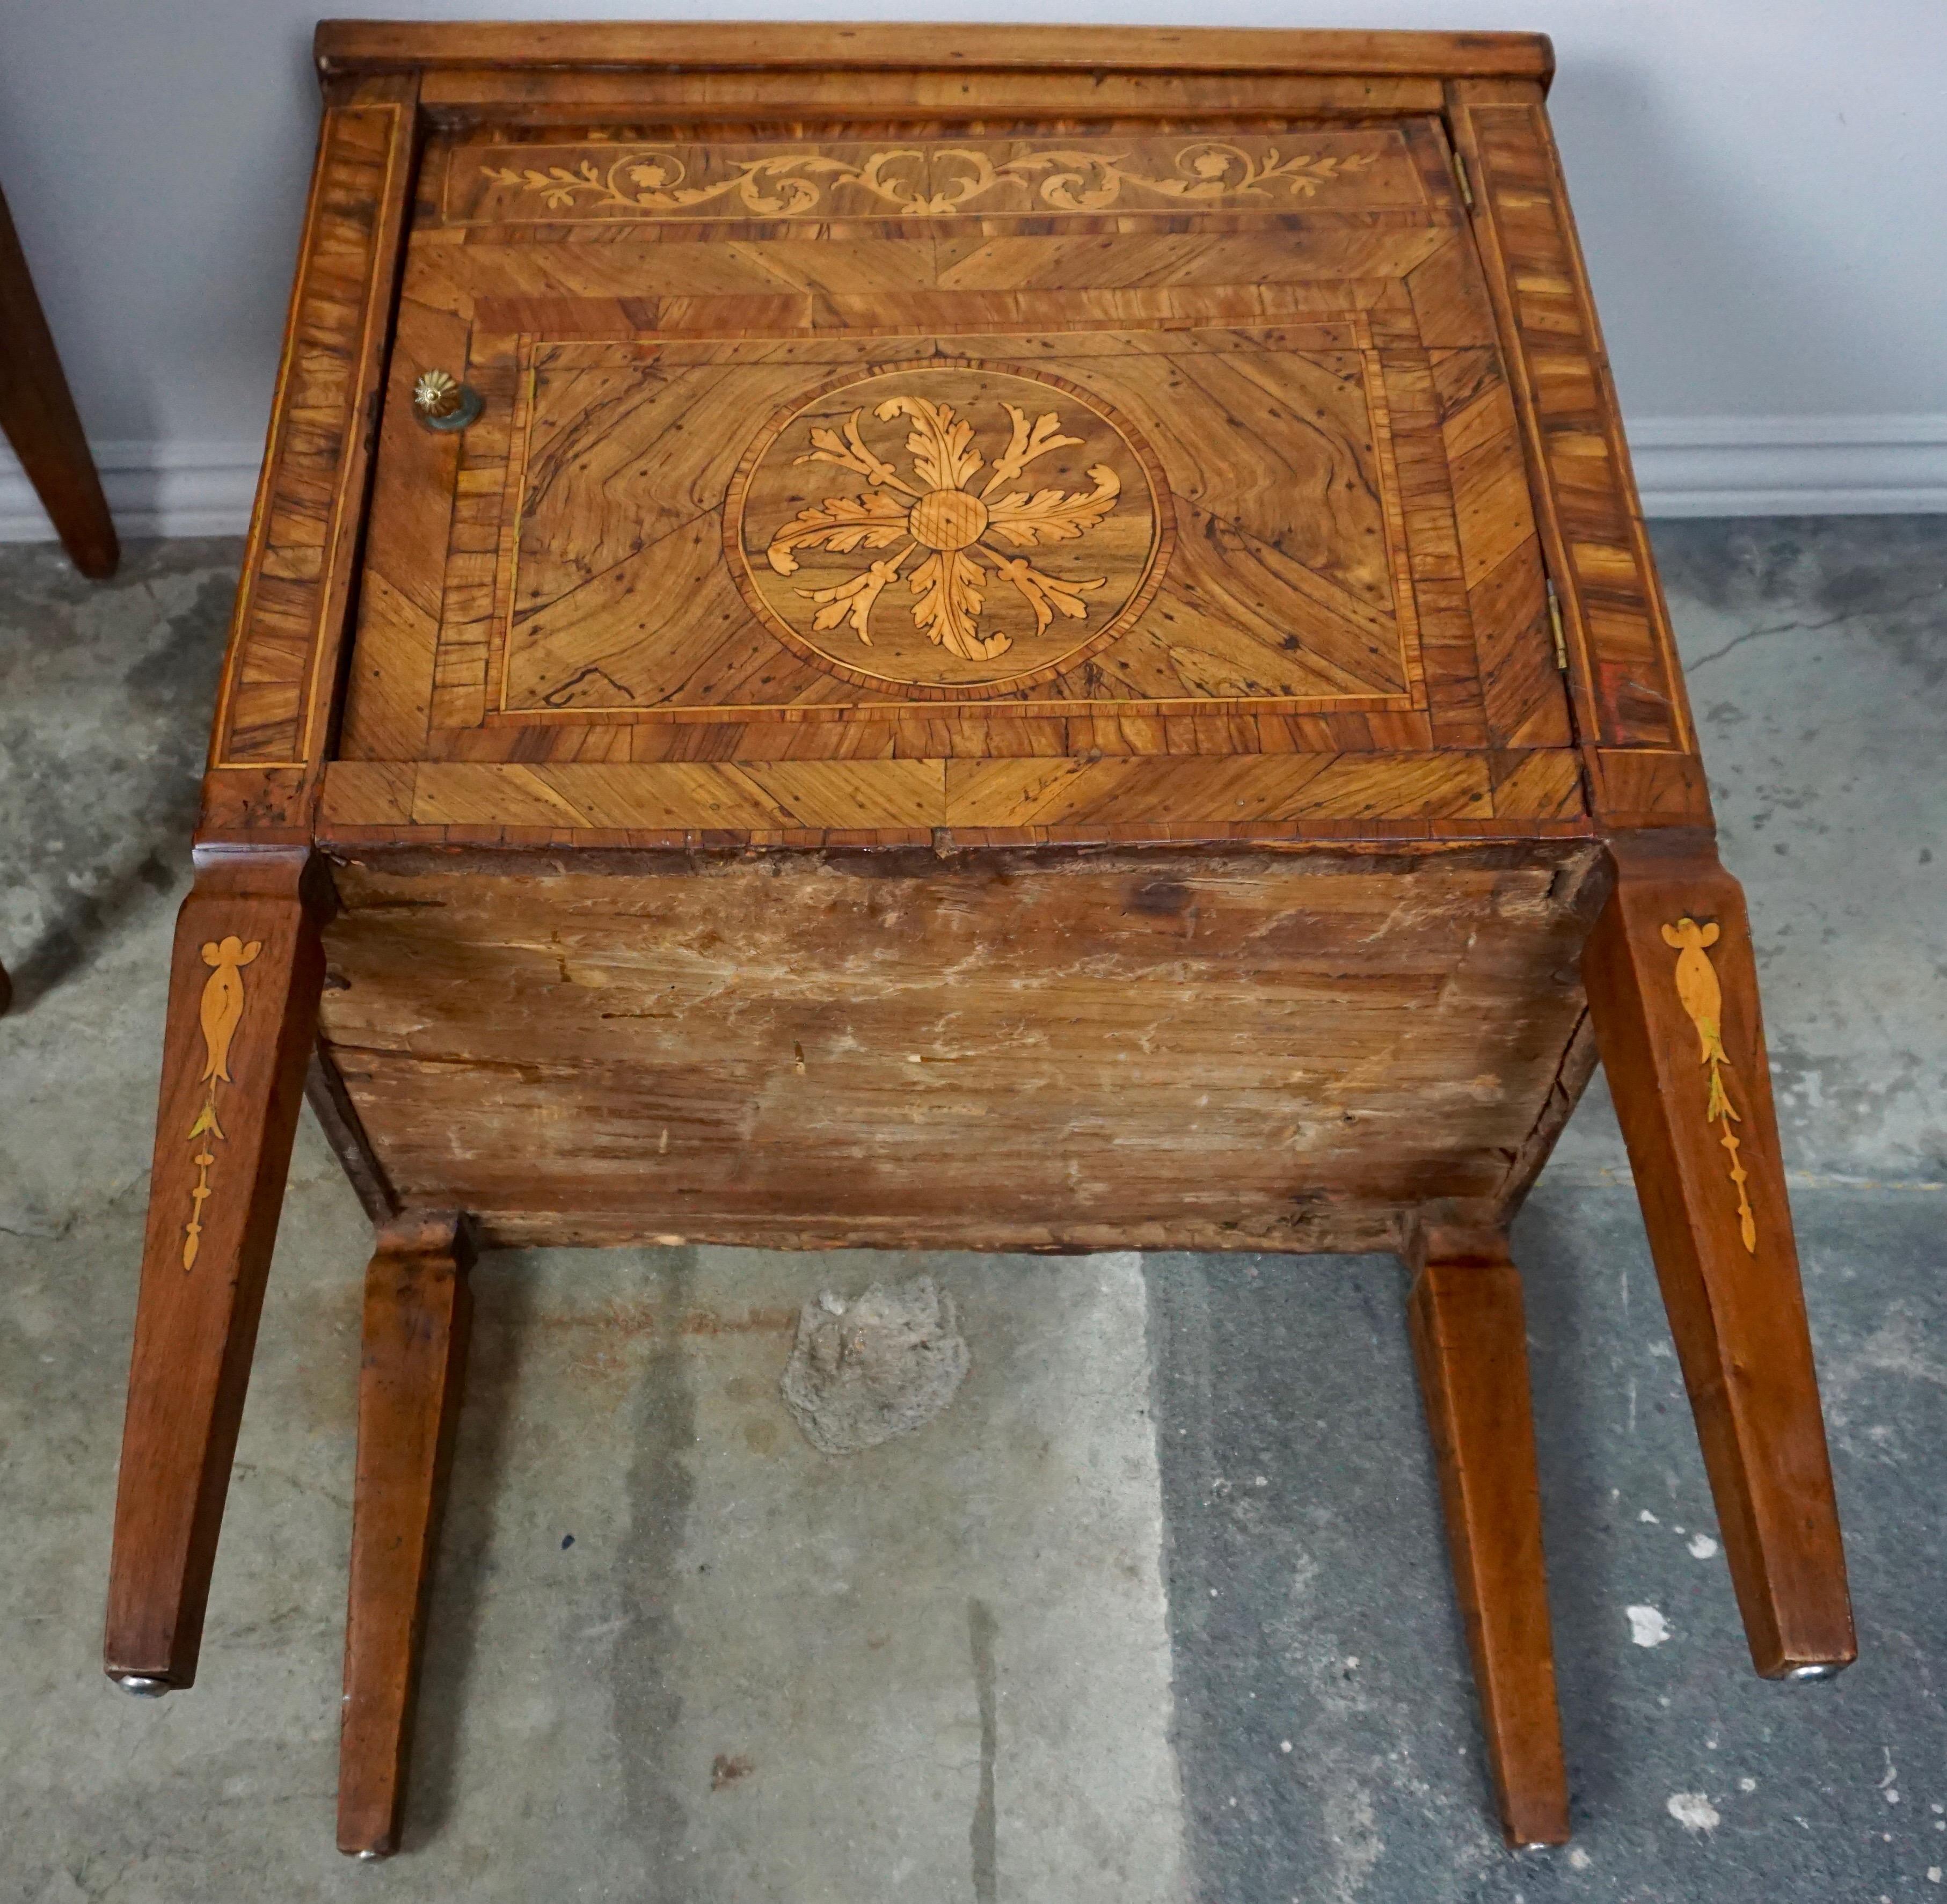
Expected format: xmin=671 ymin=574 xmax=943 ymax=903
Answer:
xmin=412 ymin=368 xmax=483 ymax=432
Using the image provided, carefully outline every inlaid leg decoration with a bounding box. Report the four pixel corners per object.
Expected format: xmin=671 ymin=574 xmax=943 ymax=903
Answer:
xmin=1407 ymin=1227 xmax=1570 ymax=1847
xmin=1583 ymin=830 xmax=1855 ymax=1678
xmin=339 ymin=1214 xmax=475 ymax=1860
xmin=104 ymin=850 xmax=330 ymax=1692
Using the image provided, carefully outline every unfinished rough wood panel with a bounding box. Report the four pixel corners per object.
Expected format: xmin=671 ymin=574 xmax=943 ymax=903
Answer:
xmin=317 ymin=848 xmax=1599 ymax=1251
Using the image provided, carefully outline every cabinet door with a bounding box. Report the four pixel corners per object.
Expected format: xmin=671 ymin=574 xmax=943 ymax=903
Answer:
xmin=334 ymin=114 xmax=1580 ymax=844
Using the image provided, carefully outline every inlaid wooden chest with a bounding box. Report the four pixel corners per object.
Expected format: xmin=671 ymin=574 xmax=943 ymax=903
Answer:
xmin=106 ymin=22 xmax=1854 ymax=1858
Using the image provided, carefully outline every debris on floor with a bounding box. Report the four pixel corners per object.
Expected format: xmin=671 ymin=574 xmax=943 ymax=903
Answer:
xmin=780 ymin=1274 xmax=970 ymax=1454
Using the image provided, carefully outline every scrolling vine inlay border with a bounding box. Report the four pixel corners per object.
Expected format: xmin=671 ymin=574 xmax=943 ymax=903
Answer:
xmin=458 ymin=135 xmax=1397 ymax=224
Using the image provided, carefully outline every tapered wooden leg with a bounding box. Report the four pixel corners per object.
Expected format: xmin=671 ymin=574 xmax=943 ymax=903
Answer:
xmin=1584 ymin=830 xmax=1854 ymax=1679
xmin=339 ymin=1214 xmax=475 ymax=1859
xmin=1408 ymin=1227 xmax=1570 ymax=1848
xmin=104 ymin=850 xmax=330 ymax=1691
xmin=0 ymin=182 xmax=118 ymax=578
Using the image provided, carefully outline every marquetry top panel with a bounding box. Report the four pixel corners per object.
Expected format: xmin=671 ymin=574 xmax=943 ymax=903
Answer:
xmin=191 ymin=34 xmax=1722 ymax=852
xmin=319 ymin=101 xmax=1591 ymax=845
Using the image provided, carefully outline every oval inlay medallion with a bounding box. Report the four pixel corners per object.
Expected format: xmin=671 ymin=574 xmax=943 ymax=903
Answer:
xmin=725 ymin=363 xmax=1171 ymax=696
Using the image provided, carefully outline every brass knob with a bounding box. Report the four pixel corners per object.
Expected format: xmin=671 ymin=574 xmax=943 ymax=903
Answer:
xmin=412 ymin=368 xmax=483 ymax=432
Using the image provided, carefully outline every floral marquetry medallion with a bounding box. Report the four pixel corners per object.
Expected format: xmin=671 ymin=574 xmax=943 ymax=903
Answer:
xmin=727 ymin=366 xmax=1169 ymax=691
xmin=468 ymin=329 xmax=1443 ymax=724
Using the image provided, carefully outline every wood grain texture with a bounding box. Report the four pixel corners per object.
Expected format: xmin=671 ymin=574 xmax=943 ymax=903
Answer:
xmin=315 ymin=847 xmax=1597 ymax=1252
xmin=319 ymin=751 xmax=1588 ymax=843
xmin=1582 ymin=831 xmax=1854 ymax=1676
xmin=306 ymin=1046 xmax=401 ymax=1224
xmin=330 ymin=111 xmax=1580 ymax=840
xmin=1594 ymin=748 xmax=1715 ymax=830
xmin=0 ymin=182 xmax=118 ymax=578
xmin=1408 ymin=1231 xmax=1569 ymax=1846
xmin=338 ymin=295 xmax=468 ymax=760
xmin=721 ymin=360 xmax=1171 ymax=695
xmin=447 ymin=325 xmax=1428 ymax=724
xmin=418 ymin=76 xmax=1458 ymax=134
xmin=105 ymin=851 xmax=331 ymax=1688
xmin=202 ymin=76 xmax=417 ymax=819
xmin=339 ymin=1213 xmax=473 ymax=1859
xmin=427 ymin=707 xmax=1450 ymax=761
xmin=317 ymin=21 xmax=1556 ymax=83
xmin=1445 ymin=81 xmax=1705 ymax=823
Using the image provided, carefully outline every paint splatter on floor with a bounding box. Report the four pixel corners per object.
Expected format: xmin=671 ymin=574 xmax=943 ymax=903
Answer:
xmin=1627 ymin=1604 xmax=1673 ymax=1648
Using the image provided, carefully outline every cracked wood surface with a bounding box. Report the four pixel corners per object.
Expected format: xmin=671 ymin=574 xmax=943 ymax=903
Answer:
xmin=318 ymin=846 xmax=1602 ymax=1250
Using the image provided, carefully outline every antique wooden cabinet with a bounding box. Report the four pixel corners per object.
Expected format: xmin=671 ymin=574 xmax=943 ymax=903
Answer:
xmin=104 ymin=23 xmax=1854 ymax=1858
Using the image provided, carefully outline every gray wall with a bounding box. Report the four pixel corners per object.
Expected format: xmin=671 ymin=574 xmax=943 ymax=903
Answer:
xmin=1 ymin=1 xmax=1944 ymax=531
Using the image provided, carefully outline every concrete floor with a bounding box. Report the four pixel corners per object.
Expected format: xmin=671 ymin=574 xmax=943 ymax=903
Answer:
xmin=1 ymin=519 xmax=1943 ymax=1902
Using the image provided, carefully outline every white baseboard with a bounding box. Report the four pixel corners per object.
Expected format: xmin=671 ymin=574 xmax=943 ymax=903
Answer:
xmin=1625 ymin=414 xmax=1947 ymax=517
xmin=4 ymin=417 xmax=1946 ymax=543
xmin=0 ymin=440 xmax=261 ymax=542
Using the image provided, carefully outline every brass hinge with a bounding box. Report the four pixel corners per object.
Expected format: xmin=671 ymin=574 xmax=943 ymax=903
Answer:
xmin=1545 ymin=578 xmax=1569 ymax=670
xmin=1450 ymin=148 xmax=1475 ymax=210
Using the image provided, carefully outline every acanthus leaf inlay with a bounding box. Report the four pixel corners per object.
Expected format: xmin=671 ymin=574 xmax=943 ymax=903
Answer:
xmin=764 ymin=390 xmax=1122 ymax=663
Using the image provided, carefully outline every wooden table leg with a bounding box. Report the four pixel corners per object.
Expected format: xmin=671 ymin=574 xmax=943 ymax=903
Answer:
xmin=1583 ymin=829 xmax=1855 ymax=1679
xmin=1407 ymin=1224 xmax=1570 ymax=1848
xmin=103 ymin=849 xmax=330 ymax=1691
xmin=339 ymin=1213 xmax=475 ymax=1860
xmin=0 ymin=182 xmax=118 ymax=579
